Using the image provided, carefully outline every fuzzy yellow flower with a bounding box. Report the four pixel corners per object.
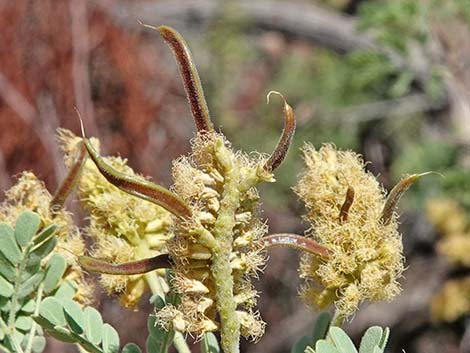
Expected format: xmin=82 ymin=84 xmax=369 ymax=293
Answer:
xmin=0 ymin=172 xmax=92 ymax=303
xmin=426 ymin=198 xmax=470 ymax=267
xmin=426 ymin=198 xmax=470 ymax=323
xmin=57 ymin=129 xmax=173 ymax=307
xmin=431 ymin=277 xmax=470 ymax=322
xmin=426 ymin=198 xmax=467 ymax=236
xmin=294 ymin=144 xmax=422 ymax=319
xmin=157 ymin=130 xmax=271 ymax=341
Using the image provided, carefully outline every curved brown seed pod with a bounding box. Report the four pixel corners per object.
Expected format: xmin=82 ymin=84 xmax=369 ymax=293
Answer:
xmin=263 ymin=233 xmax=329 ymax=258
xmin=78 ymin=254 xmax=173 ymax=275
xmin=264 ymin=91 xmax=296 ymax=171
xmin=50 ymin=141 xmax=87 ymax=212
xmin=338 ymin=186 xmax=355 ymax=223
xmin=142 ymin=23 xmax=213 ymax=133
xmin=380 ymin=172 xmax=433 ymax=225
xmin=83 ymin=138 xmax=192 ymax=219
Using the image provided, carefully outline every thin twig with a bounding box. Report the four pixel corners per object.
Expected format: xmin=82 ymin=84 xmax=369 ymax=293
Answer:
xmin=24 ymin=284 xmax=44 ymax=353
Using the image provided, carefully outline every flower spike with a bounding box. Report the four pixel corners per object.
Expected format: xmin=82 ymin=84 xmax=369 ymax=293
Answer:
xmin=78 ymin=116 xmax=192 ymax=219
xmin=381 ymin=172 xmax=433 ymax=225
xmin=141 ymin=23 xmax=213 ymax=133
xmin=264 ymin=91 xmax=296 ymax=171
xmin=78 ymin=254 xmax=173 ymax=275
xmin=263 ymin=233 xmax=330 ymax=258
xmin=50 ymin=141 xmax=87 ymax=212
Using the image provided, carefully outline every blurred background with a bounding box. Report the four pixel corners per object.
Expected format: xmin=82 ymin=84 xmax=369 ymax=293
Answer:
xmin=0 ymin=0 xmax=470 ymax=352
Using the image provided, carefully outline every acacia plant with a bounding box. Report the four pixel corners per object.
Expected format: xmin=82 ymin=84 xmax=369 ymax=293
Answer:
xmin=0 ymin=24 xmax=427 ymax=353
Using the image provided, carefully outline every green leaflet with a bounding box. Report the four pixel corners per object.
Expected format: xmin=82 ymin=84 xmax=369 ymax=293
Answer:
xmin=35 ymin=297 xmax=140 ymax=353
xmin=201 ymin=332 xmax=220 ymax=353
xmin=15 ymin=212 xmax=41 ymax=248
xmin=84 ymin=307 xmax=103 ymax=345
xmin=312 ymin=312 xmax=331 ymax=344
xmin=359 ymin=327 xmax=384 ymax=353
xmin=14 ymin=316 xmax=33 ymax=332
xmin=121 ymin=343 xmax=142 ymax=353
xmin=291 ymin=336 xmax=310 ymax=353
xmin=16 ymin=272 xmax=45 ymax=299
xmin=24 ymin=334 xmax=46 ymax=353
xmin=32 ymin=225 xmax=57 ymax=247
xmin=291 ymin=312 xmax=332 ymax=353
xmin=306 ymin=326 xmax=391 ymax=353
xmin=43 ymin=254 xmax=67 ymax=294
xmin=54 ymin=280 xmax=77 ymax=300
xmin=315 ymin=341 xmax=338 ymax=353
xmin=0 ymin=275 xmax=14 ymax=298
xmin=62 ymin=299 xmax=85 ymax=335
xmin=102 ymin=324 xmax=120 ymax=353
xmin=329 ymin=327 xmax=358 ymax=353
xmin=0 ymin=223 xmax=21 ymax=265
xmin=37 ymin=297 xmax=67 ymax=328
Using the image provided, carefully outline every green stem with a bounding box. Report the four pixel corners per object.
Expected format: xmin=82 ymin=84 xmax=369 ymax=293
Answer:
xmin=0 ymin=317 xmax=16 ymax=353
xmin=144 ymin=272 xmax=191 ymax=353
xmin=0 ymin=342 xmax=13 ymax=353
xmin=24 ymin=284 xmax=44 ymax=353
xmin=211 ymin=166 xmax=241 ymax=353
xmin=172 ymin=332 xmax=191 ymax=353
xmin=144 ymin=272 xmax=165 ymax=297
xmin=6 ymin=243 xmax=33 ymax=353
xmin=330 ymin=310 xmax=344 ymax=328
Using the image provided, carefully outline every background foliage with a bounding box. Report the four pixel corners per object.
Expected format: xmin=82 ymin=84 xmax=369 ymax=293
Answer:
xmin=0 ymin=0 xmax=469 ymax=352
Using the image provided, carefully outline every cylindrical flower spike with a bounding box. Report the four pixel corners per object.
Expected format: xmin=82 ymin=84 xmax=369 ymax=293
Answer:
xmin=294 ymin=144 xmax=425 ymax=320
xmin=0 ymin=172 xmax=93 ymax=304
xmin=57 ymin=129 xmax=173 ymax=307
xmin=167 ymin=131 xmax=276 ymax=352
xmin=264 ymin=91 xmax=296 ymax=172
xmin=141 ymin=23 xmax=214 ymax=133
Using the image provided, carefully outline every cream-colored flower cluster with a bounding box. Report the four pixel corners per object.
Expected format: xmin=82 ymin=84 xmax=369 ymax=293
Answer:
xmin=426 ymin=198 xmax=470 ymax=322
xmin=0 ymin=171 xmax=92 ymax=303
xmin=427 ymin=198 xmax=470 ymax=267
xmin=431 ymin=277 xmax=470 ymax=322
xmin=58 ymin=129 xmax=173 ymax=307
xmin=157 ymin=131 xmax=270 ymax=341
xmin=294 ymin=144 xmax=404 ymax=318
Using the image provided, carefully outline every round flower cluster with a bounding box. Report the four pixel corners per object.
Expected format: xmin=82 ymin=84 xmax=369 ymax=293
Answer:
xmin=294 ymin=144 xmax=404 ymax=318
xmin=58 ymin=129 xmax=172 ymax=307
xmin=0 ymin=171 xmax=91 ymax=303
